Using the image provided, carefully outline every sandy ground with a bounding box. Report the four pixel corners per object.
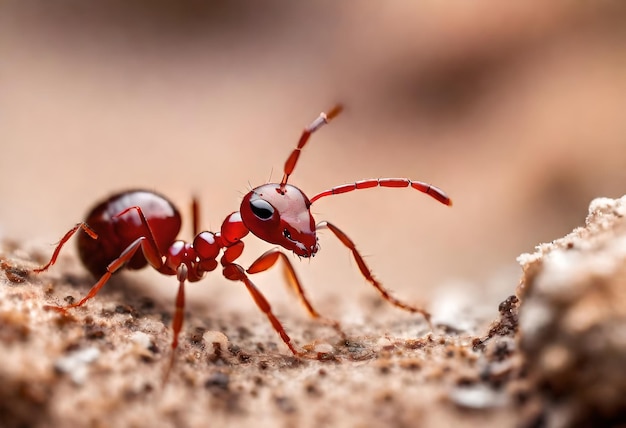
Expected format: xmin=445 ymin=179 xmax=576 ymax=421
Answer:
xmin=1 ymin=238 xmax=520 ymax=428
xmin=2 ymin=195 xmax=626 ymax=427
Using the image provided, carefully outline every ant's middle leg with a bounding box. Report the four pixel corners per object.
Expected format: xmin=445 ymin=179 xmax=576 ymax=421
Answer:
xmin=246 ymin=248 xmax=345 ymax=336
xmin=223 ymin=263 xmax=301 ymax=356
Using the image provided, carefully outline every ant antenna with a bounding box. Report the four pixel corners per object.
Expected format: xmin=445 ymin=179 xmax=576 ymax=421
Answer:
xmin=310 ymin=178 xmax=452 ymax=207
xmin=280 ymin=105 xmax=343 ymax=188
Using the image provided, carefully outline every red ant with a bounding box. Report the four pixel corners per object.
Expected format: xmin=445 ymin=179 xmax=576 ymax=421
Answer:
xmin=34 ymin=105 xmax=451 ymax=373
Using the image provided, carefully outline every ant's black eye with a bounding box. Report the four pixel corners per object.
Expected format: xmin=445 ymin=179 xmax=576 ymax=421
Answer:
xmin=283 ymin=229 xmax=292 ymax=240
xmin=250 ymin=199 xmax=274 ymax=220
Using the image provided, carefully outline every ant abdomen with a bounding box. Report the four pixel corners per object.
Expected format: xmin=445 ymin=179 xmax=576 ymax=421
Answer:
xmin=78 ymin=190 xmax=182 ymax=277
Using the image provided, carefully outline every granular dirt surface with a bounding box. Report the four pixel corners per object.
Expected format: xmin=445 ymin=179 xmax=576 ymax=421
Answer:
xmin=0 ymin=244 xmax=522 ymax=428
xmin=3 ymin=195 xmax=626 ymax=427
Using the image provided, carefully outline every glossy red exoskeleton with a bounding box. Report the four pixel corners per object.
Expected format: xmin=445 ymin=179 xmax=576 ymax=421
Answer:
xmin=34 ymin=105 xmax=452 ymax=374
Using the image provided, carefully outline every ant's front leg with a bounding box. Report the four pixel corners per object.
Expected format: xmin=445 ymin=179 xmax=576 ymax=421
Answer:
xmin=317 ymin=221 xmax=433 ymax=329
xmin=246 ymin=248 xmax=345 ymax=337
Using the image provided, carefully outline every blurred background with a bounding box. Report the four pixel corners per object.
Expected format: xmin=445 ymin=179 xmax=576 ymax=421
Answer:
xmin=1 ymin=1 xmax=625 ymax=322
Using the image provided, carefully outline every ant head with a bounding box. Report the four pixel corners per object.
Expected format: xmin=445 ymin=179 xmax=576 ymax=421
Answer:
xmin=240 ymin=183 xmax=318 ymax=257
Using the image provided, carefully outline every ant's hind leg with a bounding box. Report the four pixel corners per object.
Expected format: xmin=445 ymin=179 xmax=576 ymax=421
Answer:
xmin=191 ymin=196 xmax=200 ymax=237
xmin=163 ymin=264 xmax=187 ymax=384
xmin=33 ymin=222 xmax=97 ymax=273
xmin=47 ymin=236 xmax=163 ymax=313
xmin=246 ymin=249 xmax=345 ymax=337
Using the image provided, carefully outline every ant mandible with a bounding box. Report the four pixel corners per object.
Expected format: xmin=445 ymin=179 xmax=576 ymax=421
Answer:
xmin=34 ymin=105 xmax=452 ymax=371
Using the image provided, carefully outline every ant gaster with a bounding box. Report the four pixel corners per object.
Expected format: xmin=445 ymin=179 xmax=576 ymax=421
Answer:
xmin=34 ymin=105 xmax=452 ymax=375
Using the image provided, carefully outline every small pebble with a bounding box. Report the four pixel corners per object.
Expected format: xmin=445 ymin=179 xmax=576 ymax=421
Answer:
xmin=54 ymin=347 xmax=100 ymax=385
